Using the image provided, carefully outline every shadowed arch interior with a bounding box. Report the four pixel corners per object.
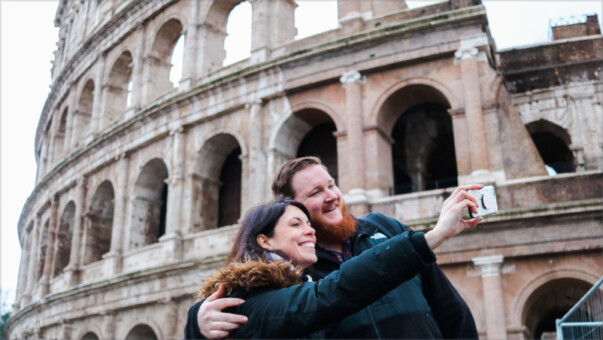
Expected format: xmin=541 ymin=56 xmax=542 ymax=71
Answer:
xmin=105 ymin=51 xmax=133 ymax=128
xmin=81 ymin=332 xmax=100 ymax=340
xmin=125 ymin=324 xmax=158 ymax=340
xmin=130 ymin=158 xmax=169 ymax=250
xmin=53 ymin=201 xmax=75 ymax=277
xmin=382 ymin=85 xmax=456 ymax=194
xmin=526 ymin=119 xmax=574 ymax=174
xmin=522 ymin=278 xmax=591 ymax=339
xmin=149 ymin=18 xmax=184 ymax=97
xmin=74 ymin=79 xmax=94 ymax=146
xmin=84 ymin=180 xmax=115 ymax=265
xmin=194 ymin=133 xmax=242 ymax=229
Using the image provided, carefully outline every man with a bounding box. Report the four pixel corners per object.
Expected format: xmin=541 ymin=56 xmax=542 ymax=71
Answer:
xmin=196 ymin=157 xmax=480 ymax=338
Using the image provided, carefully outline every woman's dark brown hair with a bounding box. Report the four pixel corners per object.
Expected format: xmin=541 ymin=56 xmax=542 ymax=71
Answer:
xmin=226 ymin=199 xmax=311 ymax=265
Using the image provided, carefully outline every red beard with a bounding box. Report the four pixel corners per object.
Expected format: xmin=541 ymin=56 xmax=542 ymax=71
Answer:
xmin=311 ymin=200 xmax=357 ymax=245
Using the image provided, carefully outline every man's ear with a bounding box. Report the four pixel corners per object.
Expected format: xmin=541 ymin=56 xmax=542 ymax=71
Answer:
xmin=256 ymin=234 xmax=273 ymax=250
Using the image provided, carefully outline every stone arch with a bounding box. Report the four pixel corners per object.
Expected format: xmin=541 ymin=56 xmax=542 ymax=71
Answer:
xmin=84 ymin=180 xmax=115 ymax=265
xmin=369 ymin=77 xmax=459 ymax=128
xmin=526 ymin=119 xmax=574 ymax=174
xmin=53 ymin=201 xmax=75 ymax=277
xmin=80 ymin=331 xmax=100 ymax=340
xmin=510 ymin=269 xmax=599 ymax=338
xmin=194 ymin=133 xmax=243 ymax=229
xmin=36 ymin=219 xmax=50 ymax=282
xmin=124 ymin=323 xmax=160 ymax=340
xmin=73 ymin=79 xmax=94 ymax=146
xmin=129 ymin=158 xmax=169 ymax=250
xmin=223 ymin=1 xmax=252 ymax=65
xmin=269 ymin=102 xmax=342 ymax=180
xmin=104 ymin=50 xmax=133 ymax=128
xmin=374 ymin=81 xmax=457 ymax=194
xmin=147 ymin=18 xmax=184 ymax=99
xmin=201 ymin=0 xmax=246 ymax=73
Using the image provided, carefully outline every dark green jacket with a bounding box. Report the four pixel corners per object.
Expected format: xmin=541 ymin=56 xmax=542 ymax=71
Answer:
xmin=185 ymin=231 xmax=435 ymax=339
xmin=313 ymin=212 xmax=478 ymax=339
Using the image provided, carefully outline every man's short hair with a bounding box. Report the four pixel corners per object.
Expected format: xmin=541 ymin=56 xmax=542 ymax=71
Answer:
xmin=272 ymin=156 xmax=327 ymax=198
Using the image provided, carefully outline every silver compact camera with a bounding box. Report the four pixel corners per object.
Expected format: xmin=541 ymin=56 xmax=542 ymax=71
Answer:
xmin=467 ymin=186 xmax=498 ymax=218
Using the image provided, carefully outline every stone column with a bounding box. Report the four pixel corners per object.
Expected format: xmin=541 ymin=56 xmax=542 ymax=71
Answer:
xmin=103 ymin=312 xmax=117 ymax=340
xmin=180 ymin=0 xmax=199 ymax=90
xmin=340 ymin=71 xmax=368 ymax=215
xmin=196 ymin=23 xmax=227 ymax=76
xmin=104 ymin=155 xmax=129 ymax=274
xmin=64 ymin=177 xmax=86 ymax=286
xmin=249 ymin=0 xmax=296 ymax=63
xmin=247 ymin=99 xmax=267 ymax=206
xmin=473 ymin=255 xmax=507 ymax=340
xmin=161 ymin=128 xmax=185 ymax=260
xmin=127 ymin=25 xmax=145 ymax=118
xmin=89 ymin=54 xmax=106 ymax=139
xmin=455 ymin=35 xmax=491 ymax=179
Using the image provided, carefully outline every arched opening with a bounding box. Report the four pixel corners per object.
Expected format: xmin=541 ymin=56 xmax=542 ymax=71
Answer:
xmin=273 ymin=109 xmax=339 ymax=184
xmin=224 ymin=1 xmax=251 ymax=65
xmin=522 ymin=278 xmax=592 ymax=339
xmin=74 ymin=79 xmax=94 ymax=146
xmin=54 ymin=108 xmax=68 ymax=158
xmin=149 ymin=19 xmax=184 ymax=97
xmin=295 ymin=1 xmax=338 ymax=39
xmin=203 ymin=0 xmax=245 ymax=73
xmin=130 ymin=159 xmax=169 ymax=250
xmin=391 ymin=103 xmax=457 ymax=193
xmin=84 ymin=181 xmax=115 ymax=265
xmin=526 ymin=119 xmax=574 ymax=175
xmin=36 ymin=220 xmax=50 ymax=281
xmin=105 ymin=51 xmax=133 ymax=128
xmin=218 ymin=147 xmax=242 ymax=226
xmin=170 ymin=34 xmax=184 ymax=87
xmin=194 ymin=134 xmax=242 ymax=229
xmin=53 ymin=201 xmax=75 ymax=277
xmin=125 ymin=324 xmax=158 ymax=340
xmin=81 ymin=332 xmax=100 ymax=340
xmin=378 ymin=84 xmax=456 ymax=195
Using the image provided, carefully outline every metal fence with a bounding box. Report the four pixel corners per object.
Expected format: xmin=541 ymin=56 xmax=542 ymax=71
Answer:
xmin=556 ymin=276 xmax=603 ymax=339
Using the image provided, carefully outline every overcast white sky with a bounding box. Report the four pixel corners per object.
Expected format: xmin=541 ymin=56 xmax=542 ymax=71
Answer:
xmin=1 ymin=0 xmax=602 ymax=308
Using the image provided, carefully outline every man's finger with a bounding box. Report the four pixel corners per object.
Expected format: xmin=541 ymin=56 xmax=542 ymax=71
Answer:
xmin=208 ymin=297 xmax=246 ymax=311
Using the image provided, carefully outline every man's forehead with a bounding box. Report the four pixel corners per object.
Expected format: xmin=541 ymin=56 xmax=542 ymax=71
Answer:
xmin=292 ymin=165 xmax=331 ymax=193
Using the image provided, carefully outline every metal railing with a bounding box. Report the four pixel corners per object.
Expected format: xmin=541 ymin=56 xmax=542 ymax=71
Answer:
xmin=556 ymin=276 xmax=603 ymax=339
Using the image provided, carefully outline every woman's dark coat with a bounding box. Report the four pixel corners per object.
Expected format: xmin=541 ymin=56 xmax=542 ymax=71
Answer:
xmin=185 ymin=231 xmax=435 ymax=339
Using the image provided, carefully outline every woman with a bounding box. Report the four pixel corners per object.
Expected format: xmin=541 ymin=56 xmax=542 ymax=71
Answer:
xmin=185 ymin=198 xmax=475 ymax=339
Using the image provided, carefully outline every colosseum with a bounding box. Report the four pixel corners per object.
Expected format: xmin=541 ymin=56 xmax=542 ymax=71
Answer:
xmin=6 ymin=0 xmax=603 ymax=339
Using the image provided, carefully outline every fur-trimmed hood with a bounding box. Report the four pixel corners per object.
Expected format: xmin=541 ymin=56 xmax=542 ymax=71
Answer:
xmin=196 ymin=260 xmax=305 ymax=300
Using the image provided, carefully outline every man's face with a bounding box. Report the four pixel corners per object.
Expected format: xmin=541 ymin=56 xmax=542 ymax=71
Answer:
xmin=290 ymin=164 xmax=343 ymax=227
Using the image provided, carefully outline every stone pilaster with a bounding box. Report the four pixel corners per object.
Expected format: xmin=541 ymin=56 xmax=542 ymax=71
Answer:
xmin=127 ymin=25 xmax=145 ymax=116
xmin=455 ymin=35 xmax=492 ymax=182
xmin=180 ymin=0 xmax=199 ymax=90
xmin=340 ymin=70 xmax=368 ymax=215
xmin=249 ymin=0 xmax=297 ymax=63
xmin=104 ymin=155 xmax=129 ymax=274
xmin=246 ymin=99 xmax=267 ymax=206
xmin=473 ymin=255 xmax=507 ymax=340
xmin=89 ymin=54 xmax=106 ymax=139
xmin=24 ymin=216 xmax=41 ymax=303
xmin=161 ymin=128 xmax=185 ymax=260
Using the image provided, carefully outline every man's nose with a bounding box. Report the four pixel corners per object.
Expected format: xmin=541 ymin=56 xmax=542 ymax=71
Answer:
xmin=325 ymin=188 xmax=338 ymax=201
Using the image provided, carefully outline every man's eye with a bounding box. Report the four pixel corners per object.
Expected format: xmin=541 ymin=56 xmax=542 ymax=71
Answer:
xmin=309 ymin=191 xmax=319 ymax=197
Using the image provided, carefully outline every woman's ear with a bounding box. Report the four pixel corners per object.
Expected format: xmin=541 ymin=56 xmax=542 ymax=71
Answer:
xmin=256 ymin=234 xmax=273 ymax=251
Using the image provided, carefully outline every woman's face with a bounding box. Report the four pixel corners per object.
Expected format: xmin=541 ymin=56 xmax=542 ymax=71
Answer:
xmin=259 ymin=205 xmax=317 ymax=268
